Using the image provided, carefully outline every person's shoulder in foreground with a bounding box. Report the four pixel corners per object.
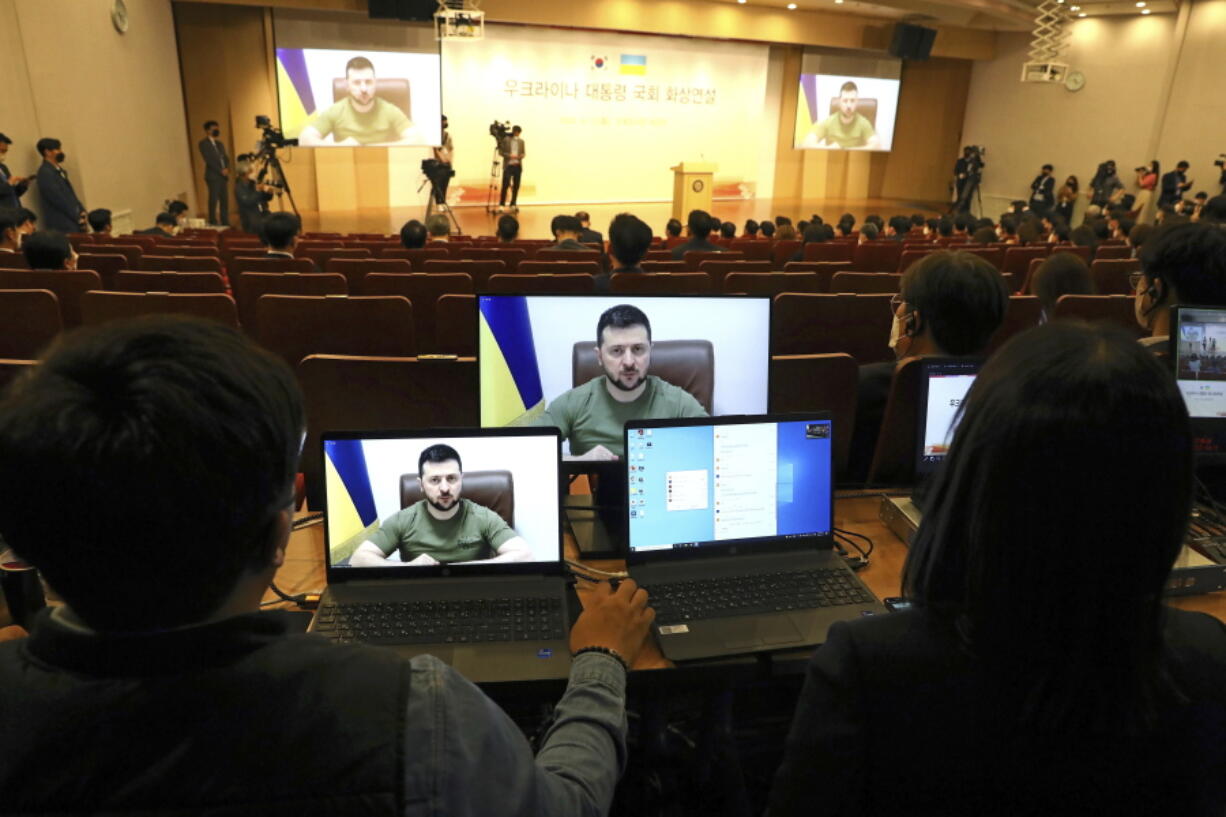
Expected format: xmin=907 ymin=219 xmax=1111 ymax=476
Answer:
xmin=0 ymin=315 xmax=654 ymax=817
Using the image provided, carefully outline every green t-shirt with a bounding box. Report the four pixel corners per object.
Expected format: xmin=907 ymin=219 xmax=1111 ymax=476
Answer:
xmin=540 ymin=375 xmax=708 ymax=457
xmin=307 ymin=97 xmax=412 ymax=145
xmin=810 ymin=112 xmax=876 ymax=148
xmin=367 ymin=499 xmax=516 ymax=563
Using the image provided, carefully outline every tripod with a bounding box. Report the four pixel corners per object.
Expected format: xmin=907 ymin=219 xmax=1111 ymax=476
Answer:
xmin=485 ymin=146 xmax=503 ymax=215
xmin=950 ymin=171 xmax=983 ymax=218
xmin=255 ymin=147 xmax=299 ymax=217
xmin=420 ymin=173 xmax=460 ymax=234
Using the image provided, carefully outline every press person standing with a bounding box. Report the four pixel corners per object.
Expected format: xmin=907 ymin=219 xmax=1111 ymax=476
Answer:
xmin=198 ymin=121 xmax=230 ymax=227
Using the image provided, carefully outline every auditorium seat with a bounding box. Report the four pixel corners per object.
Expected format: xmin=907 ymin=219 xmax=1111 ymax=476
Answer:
xmin=147 ymin=245 xmax=217 ymax=257
xmin=798 ymin=242 xmax=852 ymax=264
xmin=112 ymin=271 xmax=227 ymax=294
xmin=435 ymin=294 xmax=476 ymax=356
xmin=154 ymin=239 xmax=214 ymax=249
xmin=301 ymin=232 xmax=343 ymax=241
xmin=866 ymin=356 xmax=924 ymax=486
xmin=772 ymin=292 xmax=893 ymax=363
xmin=1090 ymin=258 xmax=1140 ymax=295
xmin=232 ymin=257 xmax=315 ymax=274
xmin=301 ymin=247 xmax=370 ymax=269
xmin=1054 ymin=244 xmax=1091 ymax=262
xmin=254 ymin=295 xmax=416 ymax=368
xmin=437 ymin=241 xmax=475 ymax=258
xmin=768 ymin=353 xmax=857 ymax=476
xmin=771 ymin=241 xmax=802 ymax=267
xmin=422 ymin=259 xmax=506 ymax=289
xmin=381 ymin=247 xmax=449 ymax=266
xmin=0 ymin=254 xmax=28 ymax=270
xmin=610 ymin=272 xmax=711 ymax=294
xmin=829 ymin=272 xmax=902 ymax=294
xmin=75 ymin=254 xmax=128 ymax=288
xmin=683 ymin=250 xmax=743 ymax=272
xmin=1001 ymin=246 xmax=1049 ymax=282
xmin=985 ymin=295 xmax=1043 ymax=354
xmin=360 ymin=273 xmax=472 ymax=354
xmin=0 ymin=269 xmax=101 ymax=328
xmin=0 ymin=359 xmax=36 ymax=390
xmin=852 ymin=242 xmax=903 ymax=273
xmin=79 ymin=291 xmax=239 ymax=329
xmin=640 ymin=261 xmax=687 ymax=273
xmin=105 ymin=236 xmax=155 ymax=252
xmin=699 ymin=260 xmax=772 ymax=289
xmin=236 ymin=272 xmax=348 ymax=332
xmin=0 ymin=289 xmax=62 ymax=358
xmin=461 ymin=247 xmax=527 ymax=271
xmin=344 ymin=240 xmax=399 ymax=256
xmin=644 ymin=250 xmax=675 ymax=262
xmin=784 ymin=260 xmax=852 ymax=282
xmin=896 ymin=248 xmax=939 ymax=273
xmin=728 ymin=240 xmax=773 ymax=261
xmin=535 ymin=248 xmax=600 ymax=263
xmin=517 ymin=260 xmax=601 ymax=276
xmin=137 ymin=256 xmax=224 ymax=274
xmin=294 ymin=240 xmax=343 ymax=254
xmin=89 ymin=244 xmax=141 ymax=269
xmin=724 ymin=272 xmax=823 ymax=295
xmin=487 ymin=273 xmax=595 ymax=293
xmin=325 ymin=257 xmax=412 ymax=291
xmin=957 ymin=246 xmax=1004 ymax=269
xmin=1052 ymin=294 xmax=1144 ymax=335
xmin=1093 ymin=245 xmax=1133 ymax=261
xmin=297 ymin=354 xmax=478 ymax=510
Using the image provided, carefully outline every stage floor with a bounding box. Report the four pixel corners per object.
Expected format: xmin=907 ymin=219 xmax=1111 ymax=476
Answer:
xmin=292 ymin=197 xmax=949 ymax=238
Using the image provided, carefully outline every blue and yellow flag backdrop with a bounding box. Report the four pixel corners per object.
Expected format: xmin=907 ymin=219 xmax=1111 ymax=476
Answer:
xmin=479 ymin=296 xmax=546 ymax=426
xmin=323 ymin=438 xmax=380 ymax=562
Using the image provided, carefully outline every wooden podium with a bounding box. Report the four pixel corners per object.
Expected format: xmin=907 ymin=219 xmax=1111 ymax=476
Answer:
xmin=671 ymin=162 xmax=717 ymax=220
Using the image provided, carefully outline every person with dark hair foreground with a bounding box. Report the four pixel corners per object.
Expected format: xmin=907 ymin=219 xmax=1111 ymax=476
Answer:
xmin=497 ymin=214 xmax=520 ymax=242
xmin=1134 ymin=221 xmax=1226 ymax=349
xmin=771 ymin=323 xmax=1226 ymax=816
xmin=670 ymin=209 xmax=724 ymax=259
xmin=21 ymin=230 xmax=76 ymax=270
xmin=539 ymin=304 xmax=707 ymax=460
xmin=1031 ymin=250 xmax=1093 ymax=319
xmin=849 ymin=251 xmax=1008 ymax=481
xmin=595 ymin=213 xmax=651 ymax=293
xmin=0 ymin=317 xmax=653 ymax=816
xmin=399 ymin=218 xmax=427 ymax=249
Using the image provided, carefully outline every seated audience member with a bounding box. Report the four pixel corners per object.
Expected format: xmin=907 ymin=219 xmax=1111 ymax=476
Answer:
xmin=137 ymin=213 xmax=178 ymax=238
xmin=709 ymin=215 xmax=724 ymax=237
xmin=551 ymin=215 xmax=589 ymax=251
xmin=858 ymin=223 xmax=880 ymax=243
xmin=791 ymin=225 xmax=829 ymax=263
xmin=952 ymin=214 xmax=973 ymax=237
xmin=997 ymin=214 xmax=1019 ymax=244
xmin=974 ymin=217 xmax=995 ymax=231
xmin=1090 ymin=219 xmax=1111 ymax=242
xmin=759 ymin=220 xmax=776 ymax=239
xmin=1202 ymin=195 xmax=1226 ymax=225
xmin=0 ymin=208 xmax=22 ymax=255
xmin=595 ymin=212 xmax=651 ymax=294
xmin=0 ymin=317 xmax=654 ymax=815
xmin=849 ymin=251 xmax=1008 ymax=482
xmin=909 ymin=214 xmax=926 ymax=232
xmin=971 ymin=225 xmax=997 ymax=245
xmin=86 ymin=208 xmax=112 ymax=236
xmin=669 ymin=209 xmax=723 ymax=260
xmin=864 ymin=214 xmax=884 ymax=232
xmin=21 ymin=230 xmax=77 ymax=270
xmin=1134 ymin=221 xmax=1226 ymax=349
xmin=797 ymin=220 xmax=810 ymax=235
xmin=16 ymin=208 xmax=37 ymax=236
xmin=719 ymin=221 xmax=737 ymax=240
xmin=1031 ymin=251 xmax=1094 ymax=319
xmin=1189 ymin=191 xmax=1209 ymax=220
xmin=234 ymin=158 xmax=273 ymax=234
xmin=886 ymin=215 xmax=911 ymax=240
xmin=924 ymin=218 xmax=940 ymax=237
xmin=262 ymin=212 xmax=303 ymax=258
xmin=1128 ymin=223 xmax=1153 ymax=251
xmin=575 ymin=211 xmax=602 ymax=243
xmin=1115 ymin=218 xmax=1135 ymax=241
xmin=167 ymin=200 xmax=190 ymax=229
xmin=743 ymin=219 xmax=760 ymax=238
xmin=775 ymin=223 xmax=798 ymax=241
xmin=398 ymin=219 xmax=427 ymax=249
xmin=770 ymin=321 xmax=1226 ymax=816
xmin=1070 ymin=224 xmax=1098 ymax=251
xmin=1017 ymin=219 xmax=1041 ymax=245
xmin=836 ymin=213 xmax=856 ymax=237
xmin=425 ymin=214 xmax=451 ymax=243
xmin=496 ymin=214 xmax=519 ymax=243
xmin=664 ymin=218 xmax=683 ymax=242
xmin=775 ymin=216 xmax=793 ymax=228
xmin=1085 ymin=203 xmax=1103 ymax=222
xmin=935 ymin=217 xmax=954 ymax=239
xmin=1049 ymin=220 xmax=1071 ymax=243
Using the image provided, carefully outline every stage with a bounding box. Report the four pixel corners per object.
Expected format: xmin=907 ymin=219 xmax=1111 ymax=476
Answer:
xmin=290 ymin=198 xmax=951 ymax=239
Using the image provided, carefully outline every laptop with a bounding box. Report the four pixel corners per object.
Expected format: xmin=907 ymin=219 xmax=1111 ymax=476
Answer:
xmin=623 ymin=413 xmax=885 ymax=662
xmin=310 ymin=426 xmax=574 ymax=682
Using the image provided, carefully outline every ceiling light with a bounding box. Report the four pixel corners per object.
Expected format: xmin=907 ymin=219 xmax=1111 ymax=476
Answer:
xmin=1141 ymin=8 xmax=1151 ymax=12
xmin=1077 ymin=11 xmax=1087 ymax=16
xmin=1070 ymin=6 xmax=1080 ymax=10
xmin=1136 ymin=2 xmax=1146 ymax=7
xmin=737 ymin=0 xmax=746 ymax=4
xmin=835 ymin=0 xmax=844 ymax=4
xmin=787 ymin=2 xmax=797 ymax=7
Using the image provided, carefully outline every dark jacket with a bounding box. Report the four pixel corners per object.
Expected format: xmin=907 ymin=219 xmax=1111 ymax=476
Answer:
xmin=36 ymin=160 xmax=85 ymax=234
xmin=0 ymin=163 xmax=29 ymax=210
xmin=578 ymin=228 xmax=603 ymax=244
xmin=235 ymin=178 xmax=272 ymax=233
xmin=198 ymin=137 xmax=230 ymax=180
xmin=669 ymin=237 xmax=723 ymax=260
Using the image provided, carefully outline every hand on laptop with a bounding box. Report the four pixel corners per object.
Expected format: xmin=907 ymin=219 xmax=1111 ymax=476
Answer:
xmin=570 ymin=578 xmax=654 ymax=668
xmin=567 ymin=445 xmax=619 ymax=462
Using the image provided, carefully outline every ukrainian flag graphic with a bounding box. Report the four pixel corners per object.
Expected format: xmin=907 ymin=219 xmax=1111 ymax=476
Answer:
xmin=275 ymin=48 xmax=316 ymax=138
xmin=324 ymin=438 xmax=380 ymax=563
xmin=479 ymin=296 xmax=546 ymax=426
xmin=619 ymin=54 xmax=647 ymax=76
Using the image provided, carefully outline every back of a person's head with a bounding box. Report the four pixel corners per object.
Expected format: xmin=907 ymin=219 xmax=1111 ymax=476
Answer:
xmin=759 ymin=220 xmax=775 ymax=238
xmin=953 ymin=213 xmax=973 ymax=233
xmin=87 ymin=208 xmax=112 ymax=233
xmin=888 ymin=215 xmax=911 ymax=235
xmin=1203 ymin=195 xmax=1226 ymax=224
xmin=900 ymin=251 xmax=1008 ymax=355
xmin=22 ymin=230 xmax=71 ymax=269
xmin=1140 ymin=221 xmax=1226 ymax=306
xmin=971 ymin=226 xmax=997 ymax=245
xmin=1128 ymin=223 xmax=1153 ymax=249
xmin=425 ymin=214 xmax=451 ymax=237
xmin=744 ymin=219 xmax=759 ymax=236
xmin=496 ymin=215 xmax=519 ymax=241
xmin=687 ymin=209 xmax=712 ymax=238
xmin=801 ymin=225 xmax=826 ymax=245
xmin=1069 ymin=224 xmax=1097 ymax=249
xmin=0 ymin=208 xmax=21 ymax=239
xmin=708 ymin=215 xmax=722 ymax=235
xmin=999 ymin=214 xmax=1018 ymax=236
xmin=1090 ymin=218 xmax=1111 ymax=240
xmin=1033 ymin=251 xmax=1094 ymax=316
xmin=837 ymin=213 xmax=855 ymax=234
xmin=775 ymin=224 xmax=797 ymax=241
xmin=865 ymin=214 xmax=883 ymax=229
xmin=719 ymin=221 xmax=736 ymax=239
xmin=937 ymin=218 xmax=954 ymax=237
xmin=0 ymin=317 xmax=304 ymax=633
xmin=910 ymin=213 xmax=925 ymax=227
xmin=551 ymin=214 xmax=581 ymax=237
xmin=665 ymin=218 xmax=682 ymax=237
xmin=1017 ymin=221 xmax=1040 ymax=244
xmin=904 ymin=322 xmax=1191 ymax=732
xmin=859 ymin=222 xmax=879 ymax=241
xmin=156 ymin=213 xmax=177 ymax=229
xmin=399 ymin=219 xmax=427 ymax=249
xmin=262 ymin=212 xmax=300 ymax=250
xmin=608 ymin=213 xmax=652 ymax=267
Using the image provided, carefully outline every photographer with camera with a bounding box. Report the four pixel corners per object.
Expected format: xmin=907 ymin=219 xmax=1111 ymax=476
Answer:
xmin=1133 ymin=161 xmax=1159 ymax=222
xmin=1089 ymin=160 xmax=1125 ymax=208
xmin=499 ymin=124 xmax=525 ymax=212
xmin=425 ymin=115 xmax=455 ymax=206
xmin=235 ymin=155 xmax=275 ymax=234
xmin=952 ymin=146 xmax=984 ymax=214
xmin=1159 ymin=160 xmax=1193 ymax=209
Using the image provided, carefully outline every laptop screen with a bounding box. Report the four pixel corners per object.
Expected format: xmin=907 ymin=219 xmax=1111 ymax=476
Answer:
xmin=1171 ymin=306 xmax=1226 ymax=458
xmin=625 ymin=416 xmax=833 ymax=554
xmin=321 ymin=429 xmax=562 ymax=574
xmin=914 ymin=358 xmax=981 ymax=479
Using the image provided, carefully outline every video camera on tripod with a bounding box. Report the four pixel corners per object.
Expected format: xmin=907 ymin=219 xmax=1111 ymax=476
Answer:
xmin=249 ymin=115 xmax=299 ymax=216
xmin=255 ymin=115 xmax=299 ymax=152
xmin=489 ymin=120 xmax=512 ymax=142
xmin=964 ymin=145 xmax=986 ymax=177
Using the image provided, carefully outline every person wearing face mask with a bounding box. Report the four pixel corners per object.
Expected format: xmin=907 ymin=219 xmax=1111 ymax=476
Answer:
xmin=198 ymin=121 xmax=230 ymax=227
xmin=1133 ymin=222 xmax=1226 ymax=352
xmin=34 ymin=138 xmax=86 ymax=235
xmin=0 ymin=134 xmax=30 ymax=211
xmin=848 ymin=251 xmax=1009 ymax=483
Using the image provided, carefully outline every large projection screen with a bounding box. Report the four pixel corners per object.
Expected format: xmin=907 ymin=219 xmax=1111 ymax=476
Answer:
xmin=793 ymin=51 xmax=902 ymax=152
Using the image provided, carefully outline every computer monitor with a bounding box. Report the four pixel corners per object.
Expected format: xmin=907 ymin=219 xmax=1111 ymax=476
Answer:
xmin=477 ymin=295 xmax=772 ymax=455
xmin=1170 ymin=306 xmax=1226 ymax=462
xmin=623 ymin=414 xmax=834 ymax=557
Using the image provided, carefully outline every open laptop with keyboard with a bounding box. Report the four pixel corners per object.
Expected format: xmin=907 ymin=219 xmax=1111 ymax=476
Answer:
xmin=311 ymin=427 xmax=573 ymax=682
xmin=623 ymin=413 xmax=885 ymax=662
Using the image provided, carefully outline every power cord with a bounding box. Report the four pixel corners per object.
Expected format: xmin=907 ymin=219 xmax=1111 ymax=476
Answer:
xmin=261 ymin=580 xmax=321 ymax=609
xmin=833 ymin=526 xmax=875 ymax=570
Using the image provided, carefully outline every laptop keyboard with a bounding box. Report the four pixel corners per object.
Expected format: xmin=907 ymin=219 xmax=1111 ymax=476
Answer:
xmin=646 ymin=568 xmax=876 ymax=626
xmin=1201 ymin=539 xmax=1226 ymax=563
xmin=312 ymin=597 xmax=565 ymax=645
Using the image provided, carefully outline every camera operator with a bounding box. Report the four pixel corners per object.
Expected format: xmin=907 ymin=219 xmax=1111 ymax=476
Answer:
xmin=1159 ymin=160 xmax=1192 ymax=209
xmin=1216 ymin=154 xmax=1226 ymax=193
xmin=1029 ymin=164 xmax=1055 ymax=216
xmin=234 ymin=155 xmax=275 ymax=234
xmin=499 ymin=125 xmax=525 ymax=212
xmin=1088 ymin=160 xmax=1124 ymax=208
xmin=426 ymin=115 xmax=455 ymax=206
xmin=952 ymin=146 xmax=983 ymax=214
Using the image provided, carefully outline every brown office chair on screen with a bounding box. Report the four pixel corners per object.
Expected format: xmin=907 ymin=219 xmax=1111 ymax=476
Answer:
xmin=332 ymin=78 xmax=412 ymax=120
xmin=400 ymin=470 xmax=514 ymax=528
xmin=571 ymin=339 xmax=714 ymax=413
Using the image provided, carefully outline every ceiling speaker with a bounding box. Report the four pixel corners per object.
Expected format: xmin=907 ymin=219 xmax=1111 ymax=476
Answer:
xmin=889 ymin=23 xmax=937 ymax=61
xmin=368 ymin=0 xmax=436 ymax=21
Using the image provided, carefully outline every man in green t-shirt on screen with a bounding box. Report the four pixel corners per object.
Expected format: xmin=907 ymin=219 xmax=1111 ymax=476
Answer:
xmin=802 ymin=80 xmax=881 ymax=150
xmin=299 ymin=56 xmax=424 ymax=147
xmin=540 ymin=304 xmax=708 ymax=462
xmin=348 ymin=444 xmax=532 ymax=567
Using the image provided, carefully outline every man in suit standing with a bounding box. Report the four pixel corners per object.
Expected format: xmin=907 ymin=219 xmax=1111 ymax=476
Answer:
xmin=1029 ymin=164 xmax=1055 ymax=216
xmin=34 ymin=138 xmax=85 ymax=234
xmin=199 ymin=121 xmax=230 ymax=227
xmin=1159 ymin=160 xmax=1193 ymax=210
xmin=0 ymin=134 xmax=30 ymax=211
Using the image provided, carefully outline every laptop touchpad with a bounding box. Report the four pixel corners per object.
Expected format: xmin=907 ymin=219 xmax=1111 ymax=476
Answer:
xmin=721 ymin=616 xmax=803 ymax=649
